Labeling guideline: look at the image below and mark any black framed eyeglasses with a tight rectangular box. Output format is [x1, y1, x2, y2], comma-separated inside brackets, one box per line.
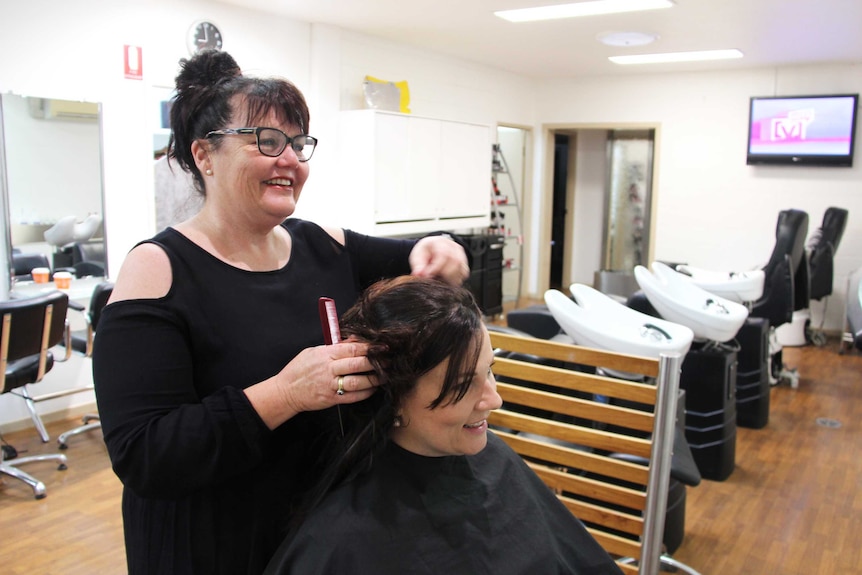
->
[205, 127, 318, 161]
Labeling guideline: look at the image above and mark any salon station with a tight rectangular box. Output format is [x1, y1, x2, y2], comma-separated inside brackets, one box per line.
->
[2, 1, 862, 574]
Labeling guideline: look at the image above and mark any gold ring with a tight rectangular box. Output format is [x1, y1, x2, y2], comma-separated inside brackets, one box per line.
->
[336, 375, 345, 396]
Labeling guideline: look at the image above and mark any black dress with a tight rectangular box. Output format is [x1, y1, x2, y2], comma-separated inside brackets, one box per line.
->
[93, 219, 414, 575]
[264, 433, 624, 575]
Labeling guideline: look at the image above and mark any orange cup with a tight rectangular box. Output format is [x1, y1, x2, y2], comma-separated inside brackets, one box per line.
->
[32, 267, 50, 283]
[53, 271, 72, 289]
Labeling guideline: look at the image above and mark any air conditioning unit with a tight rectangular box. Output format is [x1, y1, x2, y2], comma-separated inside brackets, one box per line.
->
[27, 97, 99, 121]
[46, 98, 99, 120]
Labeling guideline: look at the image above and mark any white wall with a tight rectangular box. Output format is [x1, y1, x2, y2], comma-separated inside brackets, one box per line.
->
[536, 64, 862, 331]
[571, 130, 607, 286]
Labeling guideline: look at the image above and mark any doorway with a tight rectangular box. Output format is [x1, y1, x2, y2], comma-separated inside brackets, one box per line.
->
[548, 127, 657, 293]
[550, 134, 569, 290]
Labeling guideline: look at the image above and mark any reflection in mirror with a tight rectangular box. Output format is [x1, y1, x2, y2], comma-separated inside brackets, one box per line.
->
[152, 86, 202, 232]
[1, 93, 106, 290]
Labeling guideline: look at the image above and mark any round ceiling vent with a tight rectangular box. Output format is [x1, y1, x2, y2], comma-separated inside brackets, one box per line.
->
[597, 31, 659, 47]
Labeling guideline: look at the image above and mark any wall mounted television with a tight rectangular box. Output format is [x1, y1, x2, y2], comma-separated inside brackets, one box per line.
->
[747, 93, 859, 167]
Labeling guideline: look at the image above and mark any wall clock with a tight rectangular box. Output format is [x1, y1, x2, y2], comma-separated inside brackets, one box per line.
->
[187, 20, 223, 54]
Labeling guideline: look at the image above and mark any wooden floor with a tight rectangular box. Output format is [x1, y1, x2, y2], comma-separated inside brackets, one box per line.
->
[0, 418, 125, 574]
[672, 340, 862, 574]
[1, 324, 860, 574]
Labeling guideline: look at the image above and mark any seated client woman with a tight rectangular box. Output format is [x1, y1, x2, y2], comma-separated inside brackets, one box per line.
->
[265, 276, 622, 574]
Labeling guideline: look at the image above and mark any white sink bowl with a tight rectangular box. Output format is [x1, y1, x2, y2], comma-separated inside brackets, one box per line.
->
[635, 262, 749, 343]
[675, 264, 765, 303]
[544, 285, 693, 359]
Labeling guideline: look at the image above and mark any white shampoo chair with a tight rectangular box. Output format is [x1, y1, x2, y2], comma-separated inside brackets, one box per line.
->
[674, 265, 765, 304]
[634, 262, 749, 343]
[545, 285, 694, 359]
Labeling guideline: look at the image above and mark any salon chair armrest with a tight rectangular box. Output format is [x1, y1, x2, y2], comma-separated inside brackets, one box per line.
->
[52, 319, 74, 363]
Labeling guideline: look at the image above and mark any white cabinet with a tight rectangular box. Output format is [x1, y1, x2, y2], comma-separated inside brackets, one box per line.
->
[334, 110, 490, 236]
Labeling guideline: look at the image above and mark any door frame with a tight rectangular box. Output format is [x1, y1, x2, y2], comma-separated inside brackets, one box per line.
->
[533, 122, 662, 298]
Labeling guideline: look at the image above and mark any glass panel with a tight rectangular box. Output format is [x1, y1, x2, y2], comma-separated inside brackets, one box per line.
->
[604, 131, 654, 271]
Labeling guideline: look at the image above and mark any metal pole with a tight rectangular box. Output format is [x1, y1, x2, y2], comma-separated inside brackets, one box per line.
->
[639, 352, 682, 575]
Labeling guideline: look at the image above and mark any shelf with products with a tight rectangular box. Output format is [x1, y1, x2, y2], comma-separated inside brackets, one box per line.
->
[490, 143, 523, 303]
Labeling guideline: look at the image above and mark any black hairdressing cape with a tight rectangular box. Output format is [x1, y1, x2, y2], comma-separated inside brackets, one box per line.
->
[264, 432, 623, 574]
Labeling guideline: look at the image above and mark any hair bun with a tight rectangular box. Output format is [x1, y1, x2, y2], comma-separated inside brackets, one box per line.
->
[175, 50, 241, 92]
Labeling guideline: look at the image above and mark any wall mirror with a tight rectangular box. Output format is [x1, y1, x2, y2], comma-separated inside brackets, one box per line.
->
[0, 93, 106, 290]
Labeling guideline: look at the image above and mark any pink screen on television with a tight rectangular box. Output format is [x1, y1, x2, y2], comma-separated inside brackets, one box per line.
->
[748, 95, 857, 156]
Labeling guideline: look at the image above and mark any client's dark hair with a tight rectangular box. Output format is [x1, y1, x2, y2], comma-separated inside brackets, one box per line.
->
[342, 275, 485, 411]
[294, 276, 484, 527]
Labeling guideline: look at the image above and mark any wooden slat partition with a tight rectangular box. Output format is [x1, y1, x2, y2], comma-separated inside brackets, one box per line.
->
[487, 330, 681, 575]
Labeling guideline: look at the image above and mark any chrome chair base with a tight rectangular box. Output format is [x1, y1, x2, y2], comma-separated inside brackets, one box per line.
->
[1, 453, 68, 499]
[58, 415, 101, 449]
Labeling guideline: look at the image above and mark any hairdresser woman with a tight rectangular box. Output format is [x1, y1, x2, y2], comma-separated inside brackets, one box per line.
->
[92, 49, 468, 575]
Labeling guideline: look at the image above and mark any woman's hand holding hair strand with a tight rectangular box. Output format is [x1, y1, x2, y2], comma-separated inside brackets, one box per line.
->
[244, 341, 377, 430]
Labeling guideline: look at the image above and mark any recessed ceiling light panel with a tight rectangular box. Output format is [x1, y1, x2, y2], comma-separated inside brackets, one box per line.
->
[598, 31, 659, 47]
[495, 0, 674, 23]
[609, 49, 744, 65]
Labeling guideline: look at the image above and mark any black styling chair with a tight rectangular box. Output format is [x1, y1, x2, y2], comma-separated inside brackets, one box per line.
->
[11, 252, 50, 282]
[806, 207, 848, 346]
[70, 240, 106, 278]
[57, 281, 113, 449]
[751, 209, 809, 326]
[749, 209, 809, 387]
[0, 291, 70, 498]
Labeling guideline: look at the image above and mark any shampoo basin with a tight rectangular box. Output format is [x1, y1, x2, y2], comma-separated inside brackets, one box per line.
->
[675, 264, 765, 303]
[635, 262, 749, 342]
[544, 285, 693, 359]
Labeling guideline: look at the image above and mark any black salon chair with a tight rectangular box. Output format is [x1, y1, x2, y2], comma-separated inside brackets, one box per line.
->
[747, 209, 809, 387]
[70, 240, 106, 278]
[0, 291, 70, 498]
[805, 207, 848, 345]
[751, 209, 809, 326]
[808, 207, 848, 301]
[11, 252, 50, 282]
[505, 304, 563, 340]
[57, 281, 113, 449]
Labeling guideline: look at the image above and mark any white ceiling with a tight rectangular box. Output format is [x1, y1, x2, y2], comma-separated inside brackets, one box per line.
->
[216, 0, 862, 78]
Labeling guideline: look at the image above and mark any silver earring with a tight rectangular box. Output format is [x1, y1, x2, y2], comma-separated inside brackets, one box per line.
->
[393, 416, 403, 428]
[205, 169, 213, 176]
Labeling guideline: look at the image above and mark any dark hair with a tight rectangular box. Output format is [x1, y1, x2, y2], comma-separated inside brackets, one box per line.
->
[167, 49, 311, 194]
[294, 276, 484, 527]
[342, 275, 485, 411]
